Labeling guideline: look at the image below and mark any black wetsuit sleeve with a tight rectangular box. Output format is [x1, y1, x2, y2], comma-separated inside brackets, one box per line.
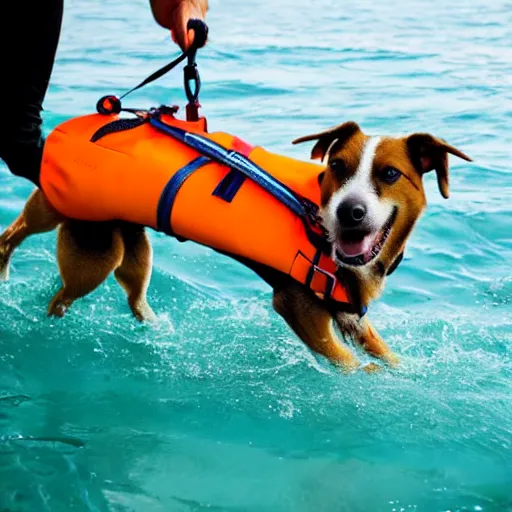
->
[0, 0, 64, 187]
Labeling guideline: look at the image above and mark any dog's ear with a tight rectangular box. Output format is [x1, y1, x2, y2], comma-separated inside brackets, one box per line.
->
[406, 133, 472, 199]
[292, 121, 361, 162]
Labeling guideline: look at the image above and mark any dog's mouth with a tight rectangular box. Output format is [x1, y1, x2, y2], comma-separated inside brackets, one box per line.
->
[334, 208, 398, 267]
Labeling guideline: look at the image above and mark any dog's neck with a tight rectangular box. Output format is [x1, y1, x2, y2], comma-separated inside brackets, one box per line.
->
[336, 251, 404, 315]
[336, 265, 384, 314]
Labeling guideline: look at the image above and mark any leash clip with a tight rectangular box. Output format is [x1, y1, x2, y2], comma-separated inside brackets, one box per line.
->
[184, 62, 201, 121]
[184, 62, 201, 103]
[183, 19, 208, 121]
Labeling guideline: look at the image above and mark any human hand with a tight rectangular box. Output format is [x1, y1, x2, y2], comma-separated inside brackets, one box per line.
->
[150, 0, 208, 51]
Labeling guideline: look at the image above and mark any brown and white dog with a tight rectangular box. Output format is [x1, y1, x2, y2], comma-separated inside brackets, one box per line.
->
[0, 121, 471, 371]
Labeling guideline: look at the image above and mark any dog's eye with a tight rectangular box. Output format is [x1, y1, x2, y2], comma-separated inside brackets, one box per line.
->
[380, 166, 401, 184]
[329, 159, 346, 175]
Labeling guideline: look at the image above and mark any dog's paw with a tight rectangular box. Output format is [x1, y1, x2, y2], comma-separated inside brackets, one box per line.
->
[0, 262, 10, 281]
[132, 302, 157, 323]
[48, 294, 69, 318]
[384, 353, 400, 368]
[48, 303, 67, 318]
[0, 247, 11, 281]
[363, 362, 383, 374]
[141, 310, 158, 323]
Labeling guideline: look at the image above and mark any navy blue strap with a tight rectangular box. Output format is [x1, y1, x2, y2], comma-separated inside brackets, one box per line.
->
[157, 156, 211, 234]
[212, 169, 246, 202]
[150, 117, 307, 217]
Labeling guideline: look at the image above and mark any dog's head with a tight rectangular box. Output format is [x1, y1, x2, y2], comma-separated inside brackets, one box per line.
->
[293, 122, 471, 281]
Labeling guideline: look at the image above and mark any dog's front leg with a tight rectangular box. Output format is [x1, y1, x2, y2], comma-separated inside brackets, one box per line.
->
[272, 284, 360, 371]
[350, 316, 399, 368]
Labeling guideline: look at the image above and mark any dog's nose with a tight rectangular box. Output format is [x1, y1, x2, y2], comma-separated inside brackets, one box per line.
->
[336, 198, 367, 227]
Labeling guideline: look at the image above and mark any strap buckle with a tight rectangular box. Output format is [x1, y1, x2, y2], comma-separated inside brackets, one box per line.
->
[309, 263, 336, 300]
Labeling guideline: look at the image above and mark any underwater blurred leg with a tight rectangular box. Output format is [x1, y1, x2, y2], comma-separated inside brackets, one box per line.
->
[0, 190, 63, 280]
[0, 0, 63, 186]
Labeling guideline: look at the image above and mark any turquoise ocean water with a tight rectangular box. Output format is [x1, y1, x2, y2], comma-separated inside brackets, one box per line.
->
[1, 0, 511, 510]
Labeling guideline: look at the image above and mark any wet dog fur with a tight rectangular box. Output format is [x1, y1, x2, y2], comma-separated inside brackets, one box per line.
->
[0, 122, 471, 372]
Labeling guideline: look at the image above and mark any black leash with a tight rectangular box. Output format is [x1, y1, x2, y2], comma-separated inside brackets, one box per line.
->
[96, 19, 208, 121]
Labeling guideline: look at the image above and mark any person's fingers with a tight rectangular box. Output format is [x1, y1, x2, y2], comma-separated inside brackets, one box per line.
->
[170, 2, 188, 50]
[170, 0, 208, 50]
[170, 27, 196, 49]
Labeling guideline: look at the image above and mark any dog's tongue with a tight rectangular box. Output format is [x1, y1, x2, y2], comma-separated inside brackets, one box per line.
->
[337, 234, 374, 257]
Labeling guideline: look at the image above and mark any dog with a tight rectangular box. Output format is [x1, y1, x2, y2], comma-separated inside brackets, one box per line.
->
[0, 121, 471, 371]
[0, 194, 155, 322]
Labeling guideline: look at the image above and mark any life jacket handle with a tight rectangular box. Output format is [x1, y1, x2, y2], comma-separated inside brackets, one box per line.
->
[96, 19, 208, 121]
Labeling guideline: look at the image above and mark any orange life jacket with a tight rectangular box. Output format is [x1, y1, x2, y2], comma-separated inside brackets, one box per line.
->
[40, 107, 354, 309]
